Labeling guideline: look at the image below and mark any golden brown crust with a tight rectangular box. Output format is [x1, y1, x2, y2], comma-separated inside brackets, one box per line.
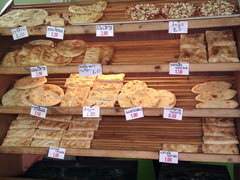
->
[2, 137, 32, 147]
[6, 128, 35, 138]
[92, 82, 123, 91]
[30, 139, 59, 147]
[202, 144, 239, 154]
[9, 120, 40, 129]
[69, 120, 99, 130]
[203, 136, 239, 144]
[203, 118, 235, 127]
[60, 139, 91, 148]
[162, 144, 199, 153]
[33, 129, 64, 140]
[38, 120, 69, 130]
[62, 130, 94, 140]
[14, 76, 47, 90]
[203, 125, 236, 136]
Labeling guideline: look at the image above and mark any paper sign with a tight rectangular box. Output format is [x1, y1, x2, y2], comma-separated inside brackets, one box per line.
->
[125, 107, 144, 121]
[83, 106, 100, 118]
[79, 64, 102, 76]
[11, 26, 29, 40]
[159, 150, 178, 164]
[169, 63, 189, 75]
[163, 108, 183, 120]
[48, 147, 65, 159]
[30, 105, 47, 119]
[169, 21, 188, 34]
[30, 65, 48, 78]
[46, 26, 65, 39]
[96, 25, 114, 37]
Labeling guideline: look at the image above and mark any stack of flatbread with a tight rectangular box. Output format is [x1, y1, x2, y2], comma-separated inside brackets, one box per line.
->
[178, 33, 208, 63]
[162, 143, 200, 153]
[206, 30, 239, 63]
[192, 81, 239, 108]
[1, 75, 64, 107]
[117, 80, 176, 108]
[202, 118, 239, 154]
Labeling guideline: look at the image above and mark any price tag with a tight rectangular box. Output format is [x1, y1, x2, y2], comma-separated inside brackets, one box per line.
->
[169, 63, 189, 75]
[159, 150, 178, 164]
[96, 25, 114, 37]
[48, 147, 65, 160]
[125, 107, 144, 121]
[83, 106, 100, 118]
[163, 108, 183, 120]
[46, 26, 65, 40]
[30, 105, 47, 119]
[30, 65, 48, 78]
[11, 26, 29, 40]
[79, 64, 102, 76]
[169, 21, 188, 34]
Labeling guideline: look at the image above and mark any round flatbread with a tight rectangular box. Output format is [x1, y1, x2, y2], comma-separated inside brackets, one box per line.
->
[0, 10, 22, 28]
[27, 40, 54, 46]
[14, 75, 47, 90]
[2, 88, 19, 106]
[117, 92, 133, 107]
[28, 46, 44, 66]
[121, 80, 148, 94]
[14, 90, 29, 106]
[196, 100, 239, 109]
[15, 47, 32, 66]
[55, 40, 86, 57]
[29, 84, 64, 106]
[157, 90, 176, 108]
[20, 89, 33, 106]
[131, 88, 160, 107]
[2, 50, 18, 67]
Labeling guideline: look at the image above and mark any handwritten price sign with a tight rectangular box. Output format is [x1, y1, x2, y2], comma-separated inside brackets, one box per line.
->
[169, 63, 189, 75]
[46, 26, 65, 39]
[159, 150, 178, 164]
[79, 64, 102, 76]
[125, 107, 144, 121]
[96, 25, 114, 37]
[169, 21, 188, 34]
[30, 105, 47, 119]
[48, 147, 65, 159]
[83, 106, 100, 118]
[163, 108, 183, 120]
[11, 26, 29, 40]
[30, 65, 48, 78]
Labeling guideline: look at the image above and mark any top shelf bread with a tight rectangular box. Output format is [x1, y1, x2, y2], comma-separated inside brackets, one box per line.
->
[0, 0, 240, 35]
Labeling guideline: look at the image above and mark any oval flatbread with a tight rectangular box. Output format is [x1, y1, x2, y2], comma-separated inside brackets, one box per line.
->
[15, 47, 32, 66]
[14, 75, 47, 89]
[195, 89, 237, 102]
[196, 100, 239, 109]
[68, 11, 103, 24]
[27, 40, 54, 46]
[157, 90, 176, 108]
[29, 84, 64, 106]
[2, 88, 19, 106]
[121, 80, 148, 94]
[55, 40, 86, 57]
[131, 88, 160, 107]
[191, 81, 232, 94]
[117, 92, 133, 107]
[2, 50, 18, 67]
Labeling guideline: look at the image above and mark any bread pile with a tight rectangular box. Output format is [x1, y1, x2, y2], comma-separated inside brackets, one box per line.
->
[202, 118, 239, 154]
[1, 114, 100, 148]
[117, 80, 176, 108]
[192, 81, 239, 108]
[2, 76, 64, 107]
[162, 143, 199, 153]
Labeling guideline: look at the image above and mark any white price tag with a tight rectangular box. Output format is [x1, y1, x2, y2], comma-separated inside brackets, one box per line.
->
[11, 26, 29, 40]
[96, 25, 114, 37]
[30, 105, 47, 119]
[46, 26, 65, 40]
[30, 65, 48, 78]
[48, 147, 65, 159]
[79, 64, 102, 76]
[125, 107, 144, 121]
[163, 108, 183, 120]
[83, 106, 100, 118]
[159, 150, 178, 164]
[169, 21, 188, 34]
[169, 63, 189, 75]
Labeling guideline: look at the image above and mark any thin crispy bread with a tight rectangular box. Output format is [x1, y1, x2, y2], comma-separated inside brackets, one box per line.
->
[69, 120, 99, 130]
[203, 136, 239, 144]
[62, 130, 94, 140]
[162, 144, 199, 153]
[2, 137, 32, 147]
[14, 76, 47, 90]
[38, 120, 69, 130]
[33, 129, 64, 140]
[202, 144, 239, 154]
[208, 46, 239, 63]
[180, 33, 206, 49]
[31, 139, 59, 147]
[60, 139, 91, 148]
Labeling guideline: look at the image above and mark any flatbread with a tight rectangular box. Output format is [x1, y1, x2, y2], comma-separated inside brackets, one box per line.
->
[33, 129, 64, 140]
[29, 84, 64, 106]
[64, 78, 95, 87]
[38, 120, 69, 130]
[162, 144, 199, 153]
[121, 80, 148, 94]
[203, 136, 239, 144]
[72, 115, 102, 121]
[9, 120, 40, 129]
[203, 118, 235, 127]
[203, 125, 236, 136]
[2, 50, 18, 67]
[45, 14, 65, 26]
[87, 90, 119, 101]
[27, 46, 44, 66]
[180, 33, 206, 49]
[2, 137, 32, 147]
[6, 128, 35, 138]
[14, 75, 47, 90]
[195, 89, 237, 102]
[0, 10, 22, 28]
[62, 130, 94, 140]
[131, 88, 160, 107]
[14, 90, 31, 106]
[27, 40, 54, 46]
[2, 88, 19, 106]
[96, 74, 125, 82]
[191, 81, 232, 94]
[205, 30, 236, 47]
[83, 47, 102, 64]
[178, 47, 208, 63]
[67, 11, 103, 24]
[84, 98, 116, 107]
[196, 100, 239, 109]
[69, 120, 99, 130]
[60, 139, 91, 148]
[55, 40, 86, 58]
[208, 46, 239, 63]
[16, 114, 72, 122]
[15, 47, 32, 66]
[31, 139, 59, 147]
[92, 82, 123, 91]
[202, 144, 239, 154]
[101, 46, 114, 65]
[157, 90, 176, 108]
[117, 92, 133, 107]
[69, 73, 97, 80]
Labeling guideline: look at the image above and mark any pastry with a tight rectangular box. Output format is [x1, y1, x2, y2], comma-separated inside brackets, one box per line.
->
[179, 47, 208, 63]
[162, 144, 199, 153]
[205, 30, 236, 47]
[157, 90, 176, 108]
[180, 34, 206, 49]
[31, 139, 59, 147]
[38, 120, 69, 130]
[203, 136, 239, 144]
[62, 130, 94, 140]
[14, 75, 47, 90]
[69, 120, 99, 130]
[33, 129, 64, 140]
[2, 137, 32, 147]
[208, 46, 239, 63]
[60, 139, 91, 148]
[6, 128, 35, 138]
[202, 144, 239, 154]
[9, 120, 40, 129]
[196, 100, 239, 108]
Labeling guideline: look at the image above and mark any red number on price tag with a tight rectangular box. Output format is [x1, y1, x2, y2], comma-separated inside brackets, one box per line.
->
[51, 32, 58, 38]
[168, 113, 176, 119]
[165, 157, 172, 162]
[131, 112, 138, 118]
[36, 71, 43, 76]
[53, 153, 59, 158]
[175, 69, 183, 74]
[35, 111, 41, 117]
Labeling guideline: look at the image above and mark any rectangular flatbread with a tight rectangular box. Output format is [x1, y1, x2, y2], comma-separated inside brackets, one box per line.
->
[69, 120, 99, 130]
[17, 114, 41, 120]
[33, 129, 64, 140]
[96, 74, 125, 82]
[64, 78, 95, 87]
[203, 136, 239, 144]
[208, 46, 239, 63]
[180, 33, 206, 48]
[2, 137, 32, 147]
[87, 90, 119, 101]
[178, 47, 208, 63]
[83, 47, 101, 64]
[196, 100, 239, 109]
[92, 82, 123, 91]
[62, 130, 94, 140]
[6, 128, 35, 138]
[72, 115, 102, 121]
[203, 118, 235, 127]
[84, 98, 116, 107]
[38, 120, 69, 130]
[205, 30, 236, 47]
[69, 73, 97, 80]
[60, 139, 91, 148]
[9, 120, 40, 129]
[202, 144, 239, 154]
[101, 46, 114, 65]
[16, 114, 72, 122]
[203, 125, 236, 136]
[162, 143, 199, 153]
[31, 139, 59, 147]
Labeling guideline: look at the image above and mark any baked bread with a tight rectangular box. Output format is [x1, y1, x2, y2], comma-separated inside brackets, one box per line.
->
[203, 118, 235, 127]
[121, 80, 148, 94]
[6, 128, 35, 138]
[178, 47, 208, 63]
[180, 34, 206, 49]
[2, 88, 19, 106]
[205, 30, 236, 47]
[87, 90, 119, 101]
[33, 129, 64, 140]
[38, 120, 69, 130]
[31, 139, 59, 147]
[96, 74, 125, 82]
[208, 46, 239, 63]
[92, 82, 123, 91]
[117, 92, 133, 108]
[157, 90, 176, 108]
[67, 11, 103, 24]
[203, 125, 236, 136]
[101, 46, 114, 65]
[202, 144, 239, 154]
[14, 75, 47, 89]
[2, 50, 18, 67]
[62, 130, 94, 140]
[69, 120, 99, 130]
[196, 100, 239, 108]
[27, 40, 54, 46]
[45, 14, 65, 26]
[16, 114, 72, 122]
[9, 120, 40, 129]
[162, 143, 199, 153]
[203, 136, 239, 144]
[83, 47, 102, 64]
[84, 98, 116, 107]
[60, 139, 91, 148]
[2, 137, 32, 147]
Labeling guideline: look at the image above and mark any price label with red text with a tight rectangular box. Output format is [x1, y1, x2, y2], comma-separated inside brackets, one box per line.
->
[11, 26, 29, 40]
[159, 150, 178, 164]
[46, 26, 65, 40]
[169, 63, 189, 75]
[169, 21, 188, 34]
[48, 147, 65, 160]
[30, 105, 47, 119]
[83, 106, 100, 118]
[96, 25, 114, 37]
[30, 65, 48, 78]
[125, 107, 144, 121]
[163, 108, 183, 120]
[79, 64, 102, 76]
